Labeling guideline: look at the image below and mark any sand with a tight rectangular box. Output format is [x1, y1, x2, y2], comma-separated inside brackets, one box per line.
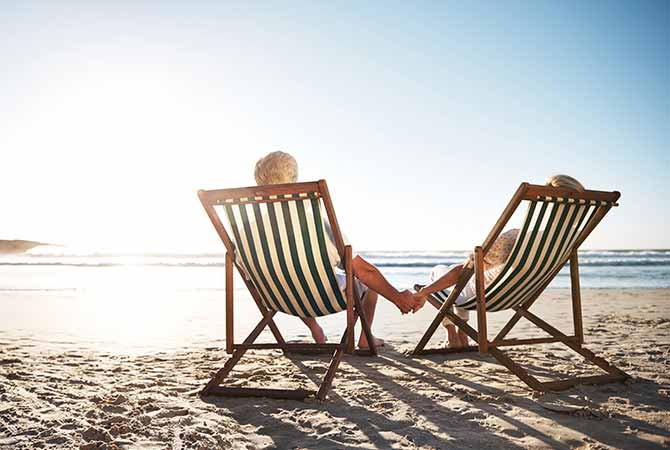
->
[1, 288, 669, 450]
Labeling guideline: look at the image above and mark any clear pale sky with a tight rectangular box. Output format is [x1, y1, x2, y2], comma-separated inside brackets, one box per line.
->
[1, 1, 668, 252]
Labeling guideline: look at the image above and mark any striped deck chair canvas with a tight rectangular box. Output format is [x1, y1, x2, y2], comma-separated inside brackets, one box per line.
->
[412, 183, 630, 391]
[197, 180, 376, 401]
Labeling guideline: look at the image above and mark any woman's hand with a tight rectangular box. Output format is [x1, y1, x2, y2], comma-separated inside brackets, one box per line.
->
[411, 289, 429, 313]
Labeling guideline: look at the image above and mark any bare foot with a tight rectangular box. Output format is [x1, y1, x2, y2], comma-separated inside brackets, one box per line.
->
[444, 337, 464, 349]
[445, 325, 464, 349]
[358, 335, 385, 350]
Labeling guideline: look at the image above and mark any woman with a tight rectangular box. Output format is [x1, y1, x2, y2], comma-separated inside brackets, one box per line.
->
[412, 175, 585, 348]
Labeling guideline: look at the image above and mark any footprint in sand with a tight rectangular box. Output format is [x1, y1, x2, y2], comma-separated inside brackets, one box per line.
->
[105, 394, 128, 405]
[0, 358, 21, 365]
[81, 426, 113, 442]
[156, 407, 190, 419]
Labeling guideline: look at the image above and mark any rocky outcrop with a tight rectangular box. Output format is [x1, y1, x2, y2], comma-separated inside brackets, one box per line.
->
[0, 240, 52, 254]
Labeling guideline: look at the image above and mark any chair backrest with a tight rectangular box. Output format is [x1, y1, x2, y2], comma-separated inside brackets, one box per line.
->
[457, 184, 619, 311]
[198, 181, 348, 318]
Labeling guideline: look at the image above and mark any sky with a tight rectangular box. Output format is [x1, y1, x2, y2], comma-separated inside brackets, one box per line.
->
[1, 1, 668, 252]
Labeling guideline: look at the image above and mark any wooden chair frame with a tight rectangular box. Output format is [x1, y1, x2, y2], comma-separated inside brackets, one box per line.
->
[412, 183, 630, 391]
[197, 180, 377, 401]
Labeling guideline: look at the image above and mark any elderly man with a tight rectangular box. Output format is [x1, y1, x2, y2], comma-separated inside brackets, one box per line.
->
[252, 151, 419, 349]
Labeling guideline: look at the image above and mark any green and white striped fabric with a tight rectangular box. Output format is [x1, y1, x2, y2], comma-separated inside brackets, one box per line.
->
[431, 197, 614, 312]
[214, 193, 348, 318]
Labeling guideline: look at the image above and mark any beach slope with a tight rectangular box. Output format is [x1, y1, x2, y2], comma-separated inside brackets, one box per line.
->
[1, 288, 669, 449]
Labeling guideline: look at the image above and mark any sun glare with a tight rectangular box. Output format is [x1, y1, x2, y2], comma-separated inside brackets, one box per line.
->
[5, 60, 249, 253]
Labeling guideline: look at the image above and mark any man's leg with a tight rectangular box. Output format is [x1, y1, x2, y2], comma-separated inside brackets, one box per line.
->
[300, 317, 326, 344]
[357, 290, 384, 349]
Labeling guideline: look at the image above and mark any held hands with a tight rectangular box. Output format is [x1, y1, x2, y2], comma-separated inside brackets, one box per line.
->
[395, 289, 426, 314]
[411, 290, 429, 313]
[395, 290, 419, 314]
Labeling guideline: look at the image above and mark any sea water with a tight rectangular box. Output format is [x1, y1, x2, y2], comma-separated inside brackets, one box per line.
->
[2, 249, 668, 290]
[1, 249, 668, 353]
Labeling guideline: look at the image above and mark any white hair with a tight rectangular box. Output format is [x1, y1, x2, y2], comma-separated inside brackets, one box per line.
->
[254, 151, 298, 185]
[545, 174, 585, 191]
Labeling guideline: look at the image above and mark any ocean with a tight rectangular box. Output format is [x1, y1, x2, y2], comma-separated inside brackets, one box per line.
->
[1, 249, 669, 290]
[1, 249, 668, 353]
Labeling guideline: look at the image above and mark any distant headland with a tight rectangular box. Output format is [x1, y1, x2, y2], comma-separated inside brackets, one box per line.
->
[0, 240, 53, 254]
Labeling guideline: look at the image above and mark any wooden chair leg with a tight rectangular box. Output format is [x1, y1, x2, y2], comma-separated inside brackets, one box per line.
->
[413, 308, 448, 355]
[268, 321, 287, 346]
[517, 309, 629, 378]
[495, 309, 524, 341]
[414, 297, 629, 392]
[316, 347, 346, 400]
[412, 267, 473, 355]
[494, 242, 576, 342]
[202, 312, 276, 395]
[353, 284, 377, 356]
[241, 277, 288, 350]
[487, 347, 547, 391]
[413, 307, 481, 355]
[317, 318, 360, 399]
[225, 252, 234, 354]
[474, 247, 488, 353]
[490, 342, 625, 391]
[203, 310, 351, 401]
[445, 311, 479, 343]
[494, 294, 542, 341]
[570, 250, 584, 346]
[487, 307, 629, 391]
[345, 246, 355, 354]
[207, 341, 346, 401]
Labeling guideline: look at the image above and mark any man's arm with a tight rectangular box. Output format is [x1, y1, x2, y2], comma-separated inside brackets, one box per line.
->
[351, 256, 417, 314]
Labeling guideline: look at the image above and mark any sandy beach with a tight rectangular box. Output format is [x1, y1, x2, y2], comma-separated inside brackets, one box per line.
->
[3, 0, 668, 448]
[1, 288, 668, 450]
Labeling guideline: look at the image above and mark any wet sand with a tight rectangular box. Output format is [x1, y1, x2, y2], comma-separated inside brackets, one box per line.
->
[1, 288, 669, 449]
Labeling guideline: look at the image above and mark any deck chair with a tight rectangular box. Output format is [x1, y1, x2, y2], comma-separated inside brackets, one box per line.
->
[412, 183, 630, 391]
[197, 180, 377, 400]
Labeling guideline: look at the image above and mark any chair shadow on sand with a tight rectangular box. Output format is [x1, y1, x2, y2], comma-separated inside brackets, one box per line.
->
[200, 344, 669, 450]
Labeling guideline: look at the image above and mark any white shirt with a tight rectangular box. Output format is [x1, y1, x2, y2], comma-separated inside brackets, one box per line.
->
[430, 263, 504, 305]
[459, 263, 504, 301]
[322, 218, 356, 270]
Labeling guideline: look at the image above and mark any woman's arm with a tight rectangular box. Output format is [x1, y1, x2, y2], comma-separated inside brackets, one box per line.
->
[412, 257, 472, 311]
[421, 264, 463, 295]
